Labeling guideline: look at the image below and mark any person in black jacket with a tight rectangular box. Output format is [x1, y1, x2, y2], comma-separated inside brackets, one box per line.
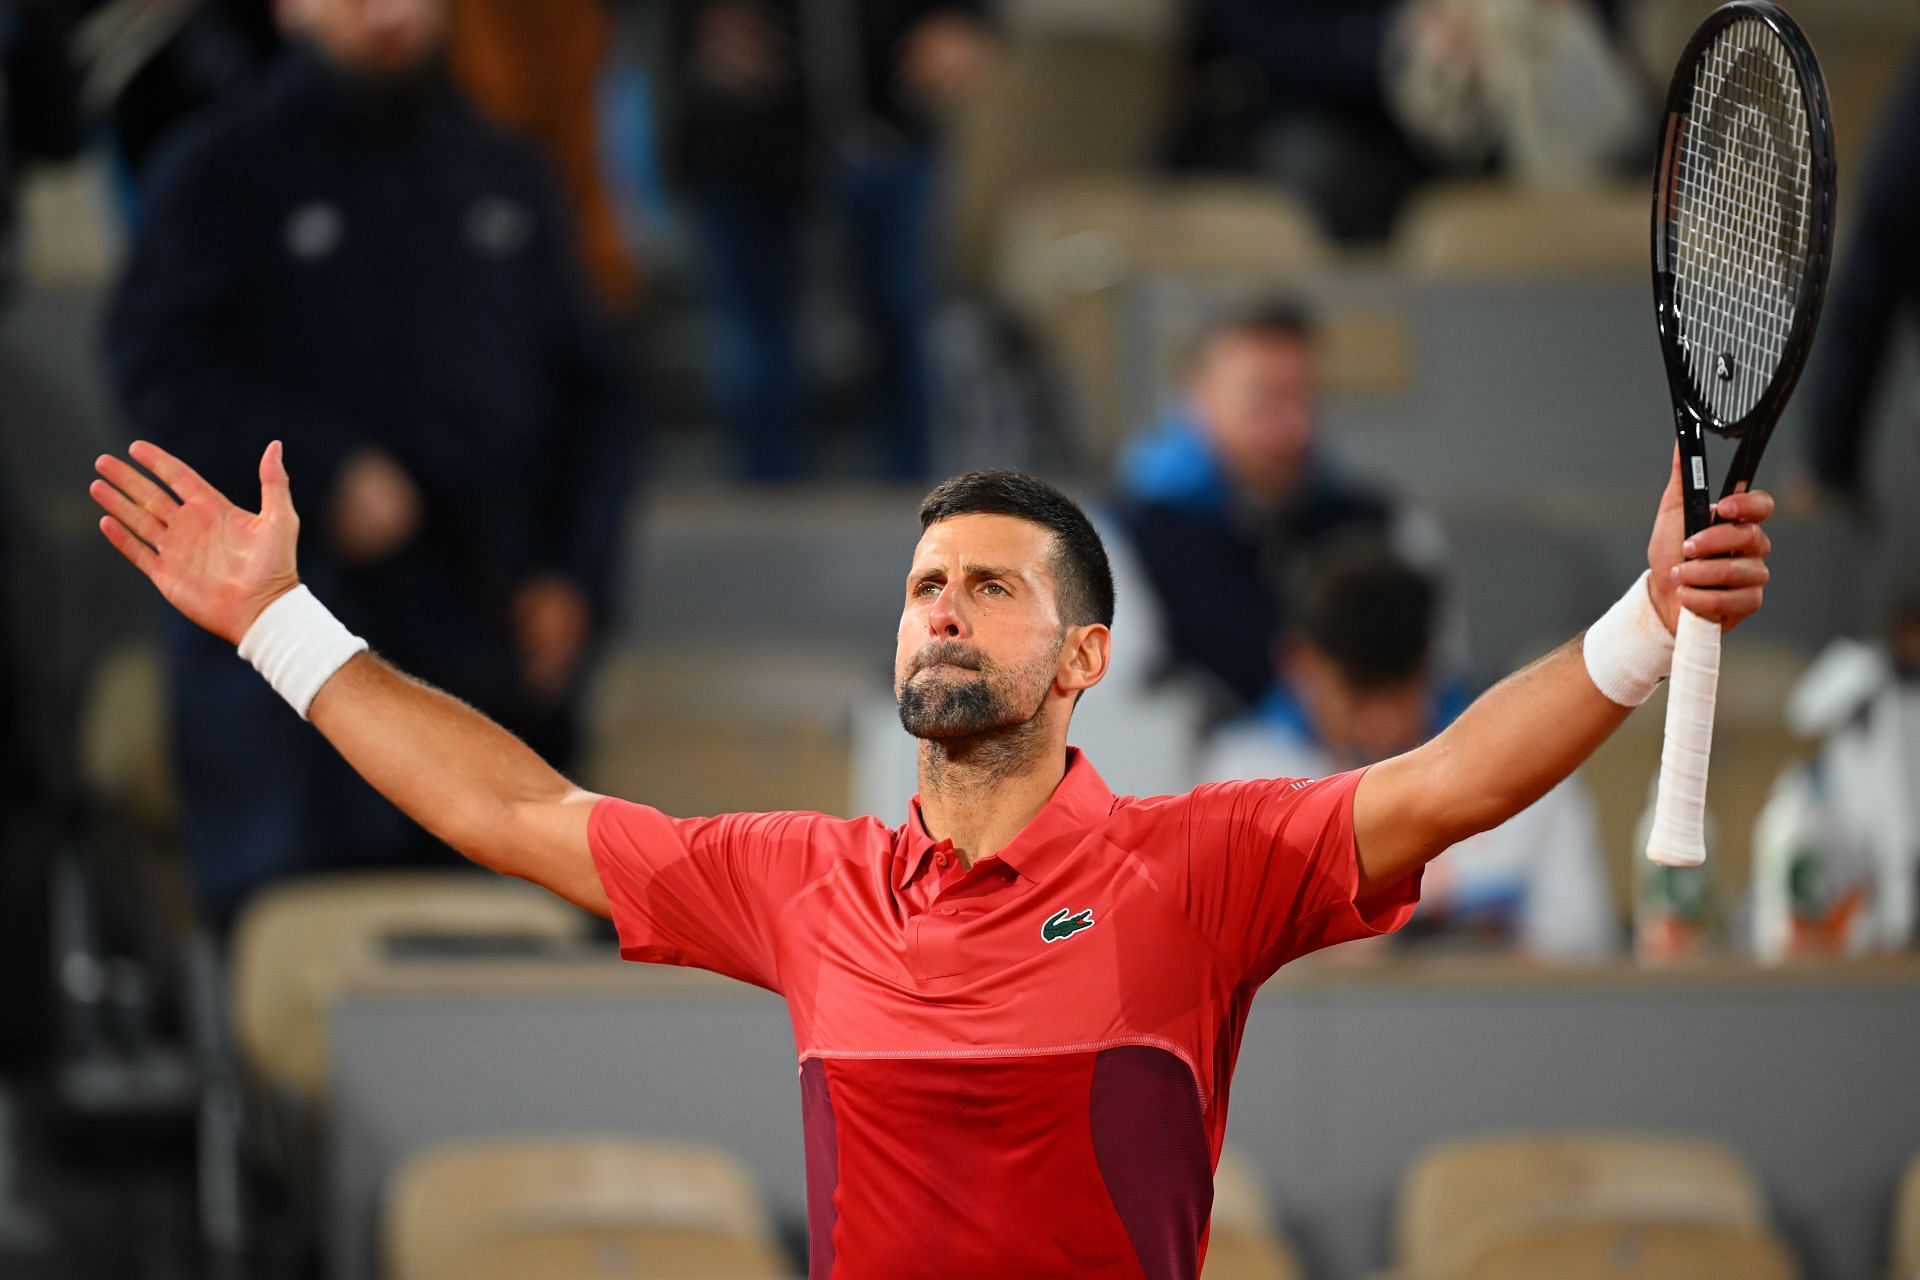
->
[666, 0, 990, 481]
[1802, 46, 1920, 513]
[105, 0, 639, 930]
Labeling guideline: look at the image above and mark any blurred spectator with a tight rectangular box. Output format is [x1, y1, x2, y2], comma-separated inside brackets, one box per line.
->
[664, 0, 991, 481]
[1172, 0, 1639, 241]
[1801, 46, 1920, 512]
[1171, 0, 1431, 242]
[1114, 297, 1449, 714]
[1750, 564, 1920, 960]
[1201, 537, 1616, 961]
[1381, 0, 1644, 191]
[2, 0, 84, 301]
[105, 0, 639, 930]
[450, 0, 638, 314]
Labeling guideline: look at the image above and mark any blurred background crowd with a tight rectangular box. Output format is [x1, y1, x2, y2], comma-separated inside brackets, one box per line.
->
[3, 0, 1920, 1277]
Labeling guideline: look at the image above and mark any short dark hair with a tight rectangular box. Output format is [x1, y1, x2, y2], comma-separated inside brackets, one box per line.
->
[1196, 295, 1318, 363]
[918, 470, 1115, 629]
[1287, 536, 1436, 689]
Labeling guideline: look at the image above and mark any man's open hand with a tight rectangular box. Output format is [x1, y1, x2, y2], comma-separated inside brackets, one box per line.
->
[91, 439, 302, 646]
[1646, 445, 1775, 635]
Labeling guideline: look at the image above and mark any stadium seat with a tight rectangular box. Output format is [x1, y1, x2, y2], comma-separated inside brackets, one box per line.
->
[230, 871, 594, 1105]
[1205, 1147, 1303, 1280]
[1893, 1151, 1920, 1280]
[944, 38, 1176, 294]
[383, 1137, 794, 1280]
[993, 175, 1331, 462]
[77, 638, 176, 833]
[1395, 1131, 1769, 1278]
[579, 642, 867, 820]
[1431, 1219, 1798, 1280]
[1390, 182, 1646, 279]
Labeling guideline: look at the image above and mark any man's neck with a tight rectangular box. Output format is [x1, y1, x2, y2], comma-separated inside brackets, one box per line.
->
[915, 725, 1067, 869]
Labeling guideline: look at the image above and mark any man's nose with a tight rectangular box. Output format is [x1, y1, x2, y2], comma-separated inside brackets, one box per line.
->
[927, 585, 969, 639]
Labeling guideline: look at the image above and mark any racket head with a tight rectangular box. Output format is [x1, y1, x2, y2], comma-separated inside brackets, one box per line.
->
[1651, 1, 1836, 454]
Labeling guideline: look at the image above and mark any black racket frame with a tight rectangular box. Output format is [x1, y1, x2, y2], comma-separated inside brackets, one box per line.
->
[1651, 0, 1836, 537]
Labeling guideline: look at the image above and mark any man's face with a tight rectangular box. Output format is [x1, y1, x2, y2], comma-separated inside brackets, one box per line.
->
[1191, 330, 1319, 503]
[895, 515, 1070, 740]
[280, 0, 447, 77]
[1288, 645, 1429, 767]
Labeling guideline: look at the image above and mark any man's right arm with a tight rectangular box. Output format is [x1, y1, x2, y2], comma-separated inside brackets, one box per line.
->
[307, 652, 608, 915]
[90, 437, 608, 916]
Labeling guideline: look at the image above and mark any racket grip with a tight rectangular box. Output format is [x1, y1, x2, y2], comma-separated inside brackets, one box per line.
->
[1646, 606, 1722, 867]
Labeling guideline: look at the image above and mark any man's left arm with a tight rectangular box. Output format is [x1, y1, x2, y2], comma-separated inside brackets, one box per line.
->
[1352, 454, 1774, 899]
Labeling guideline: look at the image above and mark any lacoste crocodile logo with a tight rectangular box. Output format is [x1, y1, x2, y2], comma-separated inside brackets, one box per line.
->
[1041, 908, 1096, 944]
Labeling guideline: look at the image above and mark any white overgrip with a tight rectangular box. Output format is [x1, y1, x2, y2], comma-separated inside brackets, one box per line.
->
[1646, 606, 1721, 866]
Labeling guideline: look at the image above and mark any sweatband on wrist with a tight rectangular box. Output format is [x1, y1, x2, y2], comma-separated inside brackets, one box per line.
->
[236, 584, 368, 720]
[1582, 570, 1675, 707]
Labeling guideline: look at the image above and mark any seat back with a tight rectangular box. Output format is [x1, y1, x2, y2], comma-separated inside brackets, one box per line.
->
[994, 175, 1330, 461]
[1397, 1131, 1768, 1276]
[229, 871, 591, 1103]
[944, 38, 1176, 293]
[1893, 1151, 1920, 1280]
[1205, 1147, 1303, 1280]
[1392, 182, 1645, 279]
[1436, 1219, 1798, 1280]
[384, 1137, 793, 1280]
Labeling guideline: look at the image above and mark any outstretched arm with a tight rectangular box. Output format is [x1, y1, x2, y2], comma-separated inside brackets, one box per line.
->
[1351, 451, 1775, 898]
[90, 439, 609, 915]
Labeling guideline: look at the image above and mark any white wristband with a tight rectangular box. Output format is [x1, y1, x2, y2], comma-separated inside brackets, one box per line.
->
[236, 584, 369, 720]
[1583, 570, 1675, 707]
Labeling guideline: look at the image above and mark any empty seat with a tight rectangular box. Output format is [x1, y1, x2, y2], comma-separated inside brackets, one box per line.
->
[994, 174, 1331, 461]
[1434, 1219, 1798, 1280]
[945, 38, 1176, 293]
[1396, 1131, 1768, 1278]
[230, 871, 593, 1104]
[77, 638, 177, 833]
[1391, 182, 1646, 278]
[1893, 1151, 1920, 1280]
[1205, 1146, 1303, 1280]
[384, 1137, 794, 1280]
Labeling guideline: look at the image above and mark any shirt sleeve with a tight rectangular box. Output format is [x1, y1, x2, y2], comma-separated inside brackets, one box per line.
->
[1180, 767, 1423, 983]
[588, 798, 828, 993]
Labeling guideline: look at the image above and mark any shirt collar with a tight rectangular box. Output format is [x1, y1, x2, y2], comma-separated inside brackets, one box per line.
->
[894, 747, 1116, 890]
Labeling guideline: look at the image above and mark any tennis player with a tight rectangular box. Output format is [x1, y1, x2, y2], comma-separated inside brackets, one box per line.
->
[89, 439, 1772, 1279]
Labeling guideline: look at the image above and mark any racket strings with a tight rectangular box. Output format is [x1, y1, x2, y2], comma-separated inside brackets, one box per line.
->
[1667, 16, 1813, 425]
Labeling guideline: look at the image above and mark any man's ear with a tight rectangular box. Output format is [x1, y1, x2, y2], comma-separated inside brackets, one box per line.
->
[1058, 623, 1111, 696]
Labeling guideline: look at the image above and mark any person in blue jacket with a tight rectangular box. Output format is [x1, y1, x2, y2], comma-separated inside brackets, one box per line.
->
[105, 0, 639, 930]
[1114, 298, 1447, 714]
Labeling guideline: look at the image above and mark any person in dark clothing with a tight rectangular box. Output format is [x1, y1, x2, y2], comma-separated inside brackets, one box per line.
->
[1802, 46, 1920, 510]
[1171, 0, 1430, 243]
[1114, 299, 1447, 712]
[665, 0, 990, 481]
[105, 0, 639, 930]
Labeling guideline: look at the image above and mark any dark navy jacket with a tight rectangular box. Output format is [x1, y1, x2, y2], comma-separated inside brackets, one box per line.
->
[105, 49, 638, 921]
[108, 49, 636, 676]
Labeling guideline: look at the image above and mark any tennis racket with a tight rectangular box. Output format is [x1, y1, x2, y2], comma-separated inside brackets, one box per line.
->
[1645, 0, 1836, 867]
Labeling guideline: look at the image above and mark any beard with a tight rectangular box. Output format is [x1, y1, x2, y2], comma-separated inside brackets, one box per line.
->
[895, 639, 1054, 741]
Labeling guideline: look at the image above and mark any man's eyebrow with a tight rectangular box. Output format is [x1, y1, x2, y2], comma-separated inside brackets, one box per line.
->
[963, 563, 1023, 582]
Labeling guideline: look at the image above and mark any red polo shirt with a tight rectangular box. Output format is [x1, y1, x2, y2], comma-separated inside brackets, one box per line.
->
[589, 748, 1420, 1280]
